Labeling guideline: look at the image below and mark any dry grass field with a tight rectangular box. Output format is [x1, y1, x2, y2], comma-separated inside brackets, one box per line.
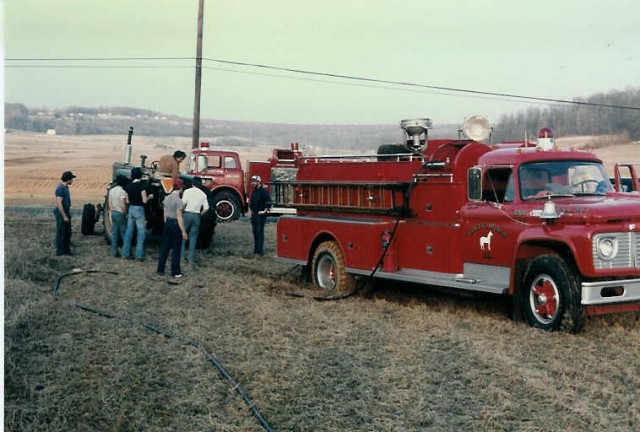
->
[4, 131, 640, 207]
[3, 131, 640, 431]
[3, 131, 277, 207]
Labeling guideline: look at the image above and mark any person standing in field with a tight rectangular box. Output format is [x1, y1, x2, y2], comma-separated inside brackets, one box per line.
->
[181, 176, 210, 264]
[157, 178, 188, 278]
[53, 171, 75, 256]
[158, 150, 187, 179]
[107, 175, 128, 257]
[248, 175, 271, 256]
[122, 167, 153, 261]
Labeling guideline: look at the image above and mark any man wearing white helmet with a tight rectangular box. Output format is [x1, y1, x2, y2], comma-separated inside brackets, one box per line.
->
[248, 175, 271, 256]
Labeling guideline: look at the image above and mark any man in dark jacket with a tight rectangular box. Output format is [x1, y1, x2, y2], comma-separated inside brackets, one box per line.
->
[248, 175, 271, 256]
[53, 171, 75, 256]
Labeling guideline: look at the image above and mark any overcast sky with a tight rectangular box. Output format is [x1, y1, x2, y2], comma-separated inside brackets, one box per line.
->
[5, 0, 640, 125]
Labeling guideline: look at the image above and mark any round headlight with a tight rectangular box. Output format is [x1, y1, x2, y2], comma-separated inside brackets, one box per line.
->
[597, 237, 618, 260]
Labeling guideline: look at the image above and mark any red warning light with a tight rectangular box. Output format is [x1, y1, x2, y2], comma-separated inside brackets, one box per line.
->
[538, 127, 554, 139]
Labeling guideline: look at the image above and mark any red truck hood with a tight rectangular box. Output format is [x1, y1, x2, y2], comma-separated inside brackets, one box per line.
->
[548, 194, 640, 223]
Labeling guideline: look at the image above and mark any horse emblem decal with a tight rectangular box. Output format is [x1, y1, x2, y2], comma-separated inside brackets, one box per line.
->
[480, 231, 493, 250]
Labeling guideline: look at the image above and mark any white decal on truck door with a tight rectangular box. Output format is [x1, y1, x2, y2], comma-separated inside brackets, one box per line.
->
[480, 231, 493, 250]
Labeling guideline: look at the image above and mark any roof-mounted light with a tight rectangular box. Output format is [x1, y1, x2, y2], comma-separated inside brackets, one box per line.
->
[200, 141, 210, 148]
[462, 115, 491, 142]
[537, 127, 555, 150]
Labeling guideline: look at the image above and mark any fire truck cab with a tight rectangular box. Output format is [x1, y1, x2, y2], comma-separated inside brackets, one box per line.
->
[273, 117, 640, 333]
[186, 142, 247, 222]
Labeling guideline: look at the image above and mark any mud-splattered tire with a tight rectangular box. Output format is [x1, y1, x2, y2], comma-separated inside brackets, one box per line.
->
[81, 204, 96, 235]
[312, 241, 355, 294]
[520, 255, 584, 333]
[196, 209, 217, 249]
[213, 192, 241, 222]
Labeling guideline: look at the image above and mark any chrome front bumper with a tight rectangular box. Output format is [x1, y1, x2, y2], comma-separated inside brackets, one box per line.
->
[582, 278, 640, 305]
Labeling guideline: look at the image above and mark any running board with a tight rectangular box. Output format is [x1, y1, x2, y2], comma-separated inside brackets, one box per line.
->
[348, 264, 510, 295]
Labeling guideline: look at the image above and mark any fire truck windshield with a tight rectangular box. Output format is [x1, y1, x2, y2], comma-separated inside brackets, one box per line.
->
[518, 161, 612, 200]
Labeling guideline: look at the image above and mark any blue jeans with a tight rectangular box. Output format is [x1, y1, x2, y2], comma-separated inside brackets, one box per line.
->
[181, 212, 201, 262]
[251, 213, 267, 255]
[157, 218, 182, 276]
[53, 208, 72, 255]
[122, 205, 146, 259]
[110, 210, 126, 256]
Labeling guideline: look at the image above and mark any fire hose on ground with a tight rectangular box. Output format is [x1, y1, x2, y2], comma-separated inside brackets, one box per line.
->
[53, 269, 274, 432]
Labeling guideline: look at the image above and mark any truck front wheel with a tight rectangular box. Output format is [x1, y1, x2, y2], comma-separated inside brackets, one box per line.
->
[213, 192, 241, 222]
[520, 255, 584, 333]
[312, 241, 355, 293]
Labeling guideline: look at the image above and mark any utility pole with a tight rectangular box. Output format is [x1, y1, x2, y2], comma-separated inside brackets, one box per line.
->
[192, 0, 205, 149]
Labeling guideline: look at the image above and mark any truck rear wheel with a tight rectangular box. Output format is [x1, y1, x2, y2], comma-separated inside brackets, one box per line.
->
[213, 192, 241, 222]
[312, 241, 355, 293]
[81, 204, 96, 235]
[520, 255, 584, 333]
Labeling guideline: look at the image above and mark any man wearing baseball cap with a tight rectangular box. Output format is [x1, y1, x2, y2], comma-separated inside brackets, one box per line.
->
[249, 175, 271, 256]
[53, 171, 76, 256]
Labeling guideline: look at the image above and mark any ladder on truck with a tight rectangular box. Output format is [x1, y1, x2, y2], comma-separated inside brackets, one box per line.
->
[271, 180, 412, 216]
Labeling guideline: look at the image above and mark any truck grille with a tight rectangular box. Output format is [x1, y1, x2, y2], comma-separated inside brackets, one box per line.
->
[592, 232, 640, 269]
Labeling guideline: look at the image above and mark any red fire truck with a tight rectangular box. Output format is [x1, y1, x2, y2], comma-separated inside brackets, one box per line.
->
[186, 141, 303, 220]
[185, 142, 247, 222]
[273, 117, 640, 333]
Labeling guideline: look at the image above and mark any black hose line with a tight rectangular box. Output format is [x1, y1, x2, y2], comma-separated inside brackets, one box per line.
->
[290, 163, 423, 302]
[53, 269, 275, 432]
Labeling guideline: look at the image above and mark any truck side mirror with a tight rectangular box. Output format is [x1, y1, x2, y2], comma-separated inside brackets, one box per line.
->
[468, 167, 482, 201]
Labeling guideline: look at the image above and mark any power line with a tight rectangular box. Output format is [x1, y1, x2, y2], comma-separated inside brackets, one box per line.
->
[6, 55, 640, 111]
[7, 65, 191, 69]
[202, 57, 640, 111]
[6, 56, 192, 61]
[201, 66, 562, 108]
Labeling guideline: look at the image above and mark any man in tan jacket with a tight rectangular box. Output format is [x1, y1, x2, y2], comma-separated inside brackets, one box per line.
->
[158, 150, 187, 179]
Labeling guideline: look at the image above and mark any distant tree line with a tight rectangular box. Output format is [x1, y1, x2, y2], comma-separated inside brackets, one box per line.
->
[3, 103, 406, 150]
[4, 104, 191, 136]
[5, 87, 639, 149]
[492, 87, 640, 142]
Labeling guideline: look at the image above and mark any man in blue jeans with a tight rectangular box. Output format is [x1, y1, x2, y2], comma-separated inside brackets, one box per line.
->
[181, 177, 210, 264]
[122, 167, 153, 261]
[107, 175, 128, 257]
[157, 178, 188, 278]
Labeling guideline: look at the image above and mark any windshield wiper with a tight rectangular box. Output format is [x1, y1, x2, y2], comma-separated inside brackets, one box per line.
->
[527, 193, 575, 201]
[573, 192, 606, 196]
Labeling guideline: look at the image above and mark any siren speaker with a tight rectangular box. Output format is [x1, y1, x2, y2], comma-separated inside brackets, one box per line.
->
[462, 115, 491, 142]
[400, 118, 432, 150]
